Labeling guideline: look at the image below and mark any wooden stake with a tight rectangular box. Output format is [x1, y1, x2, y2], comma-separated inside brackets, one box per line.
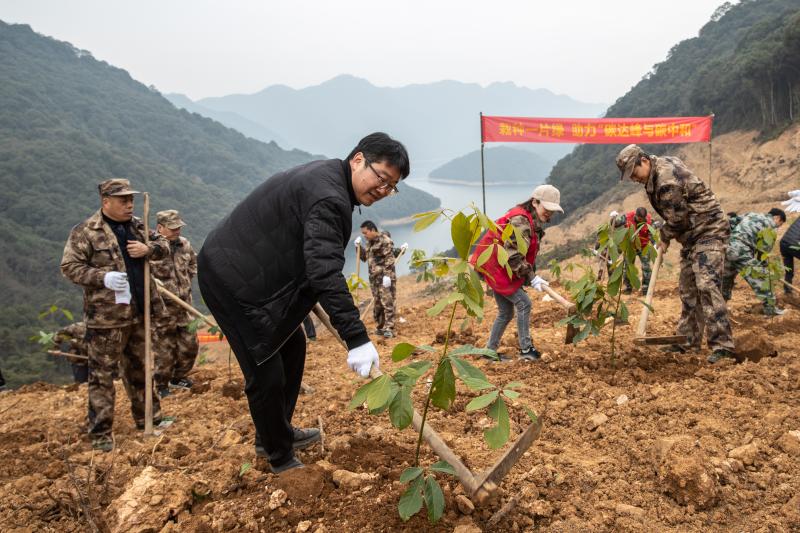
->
[156, 283, 216, 327]
[143, 192, 153, 436]
[636, 248, 662, 338]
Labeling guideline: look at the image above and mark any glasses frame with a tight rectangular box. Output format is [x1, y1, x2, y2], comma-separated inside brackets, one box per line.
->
[365, 159, 399, 196]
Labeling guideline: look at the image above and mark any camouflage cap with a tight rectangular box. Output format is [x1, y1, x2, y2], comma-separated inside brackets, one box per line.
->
[616, 144, 645, 181]
[156, 209, 186, 229]
[98, 178, 140, 197]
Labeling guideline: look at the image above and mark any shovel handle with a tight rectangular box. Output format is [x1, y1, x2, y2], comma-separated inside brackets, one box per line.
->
[636, 247, 663, 338]
[542, 285, 576, 312]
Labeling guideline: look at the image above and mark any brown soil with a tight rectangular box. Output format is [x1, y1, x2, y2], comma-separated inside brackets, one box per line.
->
[1, 269, 798, 532]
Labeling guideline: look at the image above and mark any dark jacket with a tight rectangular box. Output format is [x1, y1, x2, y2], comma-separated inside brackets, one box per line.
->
[198, 158, 369, 364]
[781, 217, 800, 248]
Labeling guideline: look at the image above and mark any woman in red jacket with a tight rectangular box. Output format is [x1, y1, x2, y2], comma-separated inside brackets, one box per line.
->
[470, 185, 564, 361]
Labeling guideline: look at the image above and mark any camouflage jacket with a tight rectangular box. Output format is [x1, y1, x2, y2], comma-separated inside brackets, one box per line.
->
[729, 212, 777, 256]
[151, 236, 197, 326]
[505, 209, 544, 281]
[61, 209, 169, 328]
[644, 155, 728, 247]
[54, 322, 87, 355]
[359, 231, 396, 280]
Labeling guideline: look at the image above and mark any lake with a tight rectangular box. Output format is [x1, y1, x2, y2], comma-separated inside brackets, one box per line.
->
[343, 177, 538, 276]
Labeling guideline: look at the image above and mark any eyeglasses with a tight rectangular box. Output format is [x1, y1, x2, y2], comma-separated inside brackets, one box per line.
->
[366, 160, 399, 196]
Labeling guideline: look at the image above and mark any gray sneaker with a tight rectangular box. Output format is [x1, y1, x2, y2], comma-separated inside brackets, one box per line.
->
[763, 307, 785, 316]
[292, 427, 321, 450]
[270, 456, 304, 474]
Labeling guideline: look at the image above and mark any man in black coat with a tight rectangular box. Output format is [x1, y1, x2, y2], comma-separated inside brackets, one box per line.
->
[198, 132, 410, 473]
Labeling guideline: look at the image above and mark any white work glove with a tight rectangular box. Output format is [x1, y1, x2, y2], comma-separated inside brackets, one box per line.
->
[788, 190, 800, 198]
[347, 341, 380, 377]
[103, 271, 129, 291]
[400, 242, 408, 253]
[354, 236, 362, 247]
[530, 275, 549, 292]
[382, 275, 391, 288]
[609, 210, 619, 218]
[783, 193, 800, 213]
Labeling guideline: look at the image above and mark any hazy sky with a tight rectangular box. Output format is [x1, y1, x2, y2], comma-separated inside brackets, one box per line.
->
[1, 0, 730, 103]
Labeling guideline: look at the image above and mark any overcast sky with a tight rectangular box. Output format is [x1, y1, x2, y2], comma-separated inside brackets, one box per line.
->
[1, 0, 729, 104]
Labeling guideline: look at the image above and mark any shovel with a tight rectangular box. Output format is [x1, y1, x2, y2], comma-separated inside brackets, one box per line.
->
[310, 303, 542, 505]
[634, 248, 687, 346]
[540, 285, 579, 344]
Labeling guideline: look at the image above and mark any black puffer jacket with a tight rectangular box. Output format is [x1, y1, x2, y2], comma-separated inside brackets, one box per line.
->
[198, 158, 369, 364]
[781, 217, 800, 248]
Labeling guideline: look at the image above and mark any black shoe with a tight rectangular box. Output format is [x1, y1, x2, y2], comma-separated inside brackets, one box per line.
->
[169, 377, 193, 390]
[660, 344, 688, 353]
[707, 349, 736, 364]
[519, 348, 541, 362]
[158, 387, 171, 398]
[292, 427, 321, 450]
[270, 456, 304, 474]
[622, 287, 633, 295]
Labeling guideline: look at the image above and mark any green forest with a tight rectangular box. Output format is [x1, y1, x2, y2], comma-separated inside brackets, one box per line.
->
[0, 21, 437, 387]
[547, 0, 800, 216]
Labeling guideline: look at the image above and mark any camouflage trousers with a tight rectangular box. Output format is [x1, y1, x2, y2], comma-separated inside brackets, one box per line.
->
[370, 274, 396, 331]
[86, 323, 161, 437]
[676, 241, 735, 352]
[722, 244, 777, 310]
[623, 250, 652, 292]
[154, 323, 200, 387]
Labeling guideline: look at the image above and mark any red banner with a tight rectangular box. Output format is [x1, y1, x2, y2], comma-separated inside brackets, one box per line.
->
[481, 115, 713, 144]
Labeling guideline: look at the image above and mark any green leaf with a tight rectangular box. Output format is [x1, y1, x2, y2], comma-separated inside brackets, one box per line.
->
[496, 245, 509, 268]
[484, 397, 511, 449]
[524, 406, 538, 423]
[451, 212, 472, 260]
[500, 222, 514, 242]
[366, 375, 394, 411]
[392, 342, 417, 362]
[466, 390, 499, 411]
[348, 379, 373, 410]
[431, 359, 456, 410]
[450, 355, 494, 390]
[398, 476, 424, 521]
[429, 461, 455, 476]
[239, 462, 252, 477]
[61, 308, 74, 321]
[424, 476, 445, 523]
[399, 467, 424, 483]
[502, 389, 521, 399]
[413, 211, 441, 232]
[476, 242, 494, 268]
[427, 292, 464, 317]
[511, 224, 529, 256]
[389, 386, 414, 429]
[394, 360, 433, 387]
[504, 381, 524, 389]
[448, 345, 497, 359]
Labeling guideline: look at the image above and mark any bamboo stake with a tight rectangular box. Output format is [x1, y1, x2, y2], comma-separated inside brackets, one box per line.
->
[143, 192, 153, 436]
[155, 283, 216, 327]
[47, 349, 88, 360]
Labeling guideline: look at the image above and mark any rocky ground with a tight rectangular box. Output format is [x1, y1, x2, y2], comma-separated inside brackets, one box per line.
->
[1, 262, 799, 532]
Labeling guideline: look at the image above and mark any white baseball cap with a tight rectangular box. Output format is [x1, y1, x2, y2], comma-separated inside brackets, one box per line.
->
[531, 184, 564, 213]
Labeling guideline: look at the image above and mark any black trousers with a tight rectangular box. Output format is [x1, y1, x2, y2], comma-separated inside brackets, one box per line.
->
[198, 269, 306, 468]
[781, 240, 800, 291]
[302, 315, 316, 339]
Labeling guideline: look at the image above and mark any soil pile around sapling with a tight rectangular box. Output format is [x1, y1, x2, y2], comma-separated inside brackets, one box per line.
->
[0, 272, 798, 532]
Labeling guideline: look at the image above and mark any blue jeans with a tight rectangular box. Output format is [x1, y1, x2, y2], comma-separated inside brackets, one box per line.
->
[487, 287, 532, 352]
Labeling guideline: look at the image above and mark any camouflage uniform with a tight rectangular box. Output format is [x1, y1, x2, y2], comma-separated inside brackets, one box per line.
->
[54, 321, 90, 383]
[60, 179, 169, 437]
[721, 212, 779, 311]
[641, 154, 734, 352]
[359, 231, 396, 333]
[151, 210, 199, 389]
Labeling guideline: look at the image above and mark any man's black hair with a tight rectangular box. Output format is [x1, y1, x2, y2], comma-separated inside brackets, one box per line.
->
[768, 208, 787, 223]
[360, 220, 378, 231]
[347, 132, 410, 179]
[726, 211, 738, 217]
[635, 207, 648, 219]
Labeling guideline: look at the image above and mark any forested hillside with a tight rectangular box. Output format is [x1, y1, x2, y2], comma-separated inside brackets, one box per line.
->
[547, 0, 800, 216]
[0, 21, 437, 387]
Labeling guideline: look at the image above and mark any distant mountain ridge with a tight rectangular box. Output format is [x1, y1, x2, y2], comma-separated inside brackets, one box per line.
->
[429, 146, 556, 185]
[187, 75, 606, 174]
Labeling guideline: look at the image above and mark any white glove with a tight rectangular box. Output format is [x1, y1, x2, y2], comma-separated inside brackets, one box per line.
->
[609, 210, 619, 218]
[788, 190, 800, 198]
[347, 342, 380, 377]
[783, 197, 800, 213]
[103, 271, 129, 291]
[382, 275, 391, 288]
[354, 236, 362, 247]
[400, 242, 408, 252]
[530, 275, 549, 292]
